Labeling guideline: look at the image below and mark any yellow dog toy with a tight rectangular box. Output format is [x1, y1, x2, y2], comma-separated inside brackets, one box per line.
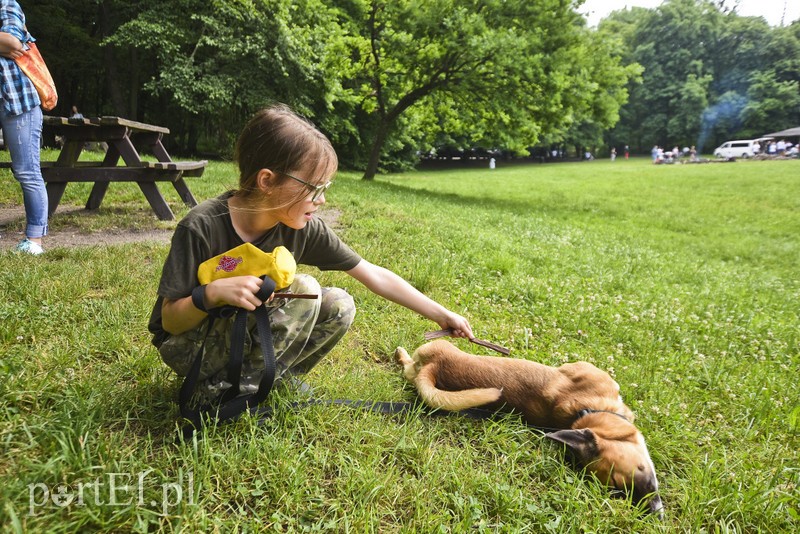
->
[197, 243, 296, 289]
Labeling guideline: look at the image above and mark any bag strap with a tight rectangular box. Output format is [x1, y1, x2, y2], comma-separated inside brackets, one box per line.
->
[180, 276, 278, 439]
[178, 317, 216, 429]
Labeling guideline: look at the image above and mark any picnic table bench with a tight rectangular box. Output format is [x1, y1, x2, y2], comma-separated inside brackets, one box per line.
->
[1, 116, 208, 221]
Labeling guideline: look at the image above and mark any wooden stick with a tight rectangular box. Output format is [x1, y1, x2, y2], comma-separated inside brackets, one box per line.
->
[424, 328, 454, 340]
[424, 329, 511, 355]
[272, 293, 319, 300]
[470, 338, 511, 355]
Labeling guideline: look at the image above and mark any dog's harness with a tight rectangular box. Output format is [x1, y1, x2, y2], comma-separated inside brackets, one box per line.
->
[574, 408, 631, 424]
[178, 245, 311, 439]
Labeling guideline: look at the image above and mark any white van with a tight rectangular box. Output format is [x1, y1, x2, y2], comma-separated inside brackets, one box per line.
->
[713, 139, 759, 159]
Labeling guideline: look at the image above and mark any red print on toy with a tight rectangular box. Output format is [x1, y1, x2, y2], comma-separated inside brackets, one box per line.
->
[216, 255, 243, 273]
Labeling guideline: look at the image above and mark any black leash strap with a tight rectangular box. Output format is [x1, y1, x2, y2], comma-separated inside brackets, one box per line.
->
[178, 317, 216, 429]
[253, 399, 502, 422]
[179, 276, 278, 439]
[176, 278, 559, 439]
[215, 304, 276, 420]
[252, 398, 558, 434]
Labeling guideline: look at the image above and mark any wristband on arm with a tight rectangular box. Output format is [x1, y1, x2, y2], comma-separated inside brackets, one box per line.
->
[191, 285, 208, 312]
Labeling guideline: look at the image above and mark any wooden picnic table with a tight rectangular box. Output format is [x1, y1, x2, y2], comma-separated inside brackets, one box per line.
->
[38, 116, 207, 220]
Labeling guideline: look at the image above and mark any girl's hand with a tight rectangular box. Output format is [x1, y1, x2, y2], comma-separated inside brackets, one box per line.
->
[203, 276, 270, 310]
[438, 311, 474, 340]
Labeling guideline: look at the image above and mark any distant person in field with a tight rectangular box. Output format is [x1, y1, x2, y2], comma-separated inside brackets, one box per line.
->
[768, 141, 777, 155]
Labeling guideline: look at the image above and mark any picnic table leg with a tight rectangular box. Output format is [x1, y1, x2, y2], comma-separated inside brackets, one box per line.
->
[86, 183, 110, 210]
[44, 140, 83, 215]
[81, 139, 122, 211]
[136, 182, 175, 221]
[172, 177, 198, 207]
[102, 143, 122, 166]
[45, 183, 67, 216]
[113, 137, 144, 167]
[150, 139, 171, 162]
[57, 140, 83, 166]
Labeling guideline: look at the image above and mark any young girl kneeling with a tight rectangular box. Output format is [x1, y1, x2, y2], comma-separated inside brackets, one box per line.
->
[148, 104, 473, 404]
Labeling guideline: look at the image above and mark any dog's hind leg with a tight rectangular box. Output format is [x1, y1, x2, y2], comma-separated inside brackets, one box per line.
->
[395, 347, 418, 382]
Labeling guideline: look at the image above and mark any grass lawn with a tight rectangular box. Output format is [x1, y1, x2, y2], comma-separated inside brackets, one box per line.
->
[1, 155, 798, 532]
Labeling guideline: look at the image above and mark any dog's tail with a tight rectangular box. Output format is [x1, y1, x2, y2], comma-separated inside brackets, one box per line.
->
[414, 366, 503, 411]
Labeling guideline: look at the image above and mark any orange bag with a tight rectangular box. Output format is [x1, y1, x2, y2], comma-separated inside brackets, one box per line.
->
[15, 42, 58, 111]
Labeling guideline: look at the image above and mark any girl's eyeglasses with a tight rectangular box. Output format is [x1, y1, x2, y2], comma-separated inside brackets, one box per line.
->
[281, 172, 332, 202]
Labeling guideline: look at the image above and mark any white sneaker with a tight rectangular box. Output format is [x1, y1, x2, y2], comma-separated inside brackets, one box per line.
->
[15, 238, 44, 255]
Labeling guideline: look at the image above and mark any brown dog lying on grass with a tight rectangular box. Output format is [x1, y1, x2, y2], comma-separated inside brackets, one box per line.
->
[395, 340, 664, 517]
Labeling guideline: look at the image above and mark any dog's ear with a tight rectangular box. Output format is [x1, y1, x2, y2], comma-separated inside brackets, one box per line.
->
[545, 428, 599, 462]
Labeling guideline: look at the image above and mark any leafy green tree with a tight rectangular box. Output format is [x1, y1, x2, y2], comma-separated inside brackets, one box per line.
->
[335, 0, 637, 179]
[697, 90, 747, 149]
[23, 1, 137, 117]
[613, 0, 726, 151]
[604, 0, 796, 154]
[710, 11, 772, 97]
[561, 22, 643, 157]
[597, 7, 653, 152]
[105, 0, 352, 153]
[741, 21, 800, 134]
[741, 71, 800, 136]
[667, 68, 712, 143]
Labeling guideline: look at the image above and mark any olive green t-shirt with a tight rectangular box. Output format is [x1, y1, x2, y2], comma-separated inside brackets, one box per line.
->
[148, 191, 361, 346]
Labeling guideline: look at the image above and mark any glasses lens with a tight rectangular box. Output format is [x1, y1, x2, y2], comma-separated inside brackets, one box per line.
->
[312, 181, 331, 201]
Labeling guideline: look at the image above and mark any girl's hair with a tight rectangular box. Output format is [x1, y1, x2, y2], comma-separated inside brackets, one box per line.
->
[234, 104, 337, 203]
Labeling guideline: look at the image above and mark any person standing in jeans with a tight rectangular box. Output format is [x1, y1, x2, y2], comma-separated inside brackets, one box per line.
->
[0, 0, 47, 255]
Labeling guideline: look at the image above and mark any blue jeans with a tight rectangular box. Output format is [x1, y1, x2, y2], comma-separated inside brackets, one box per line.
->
[1, 106, 47, 239]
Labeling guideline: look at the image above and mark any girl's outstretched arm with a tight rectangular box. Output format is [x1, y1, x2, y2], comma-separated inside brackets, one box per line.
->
[346, 260, 474, 339]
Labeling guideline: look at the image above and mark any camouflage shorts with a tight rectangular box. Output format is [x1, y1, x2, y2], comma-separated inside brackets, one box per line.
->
[159, 274, 355, 405]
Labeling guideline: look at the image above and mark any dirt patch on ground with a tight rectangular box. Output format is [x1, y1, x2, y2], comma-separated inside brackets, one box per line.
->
[0, 205, 172, 249]
[0, 204, 342, 250]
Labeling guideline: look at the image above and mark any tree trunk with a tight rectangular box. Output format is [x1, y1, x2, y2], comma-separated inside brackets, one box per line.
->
[187, 123, 199, 154]
[362, 121, 390, 180]
[361, 80, 441, 180]
[100, 3, 126, 115]
[128, 47, 139, 119]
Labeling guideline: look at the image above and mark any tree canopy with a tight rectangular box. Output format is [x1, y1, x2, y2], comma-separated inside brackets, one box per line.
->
[332, 0, 641, 178]
[602, 0, 800, 154]
[19, 0, 800, 176]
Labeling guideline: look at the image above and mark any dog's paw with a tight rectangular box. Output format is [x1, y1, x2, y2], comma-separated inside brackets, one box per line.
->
[394, 347, 412, 365]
